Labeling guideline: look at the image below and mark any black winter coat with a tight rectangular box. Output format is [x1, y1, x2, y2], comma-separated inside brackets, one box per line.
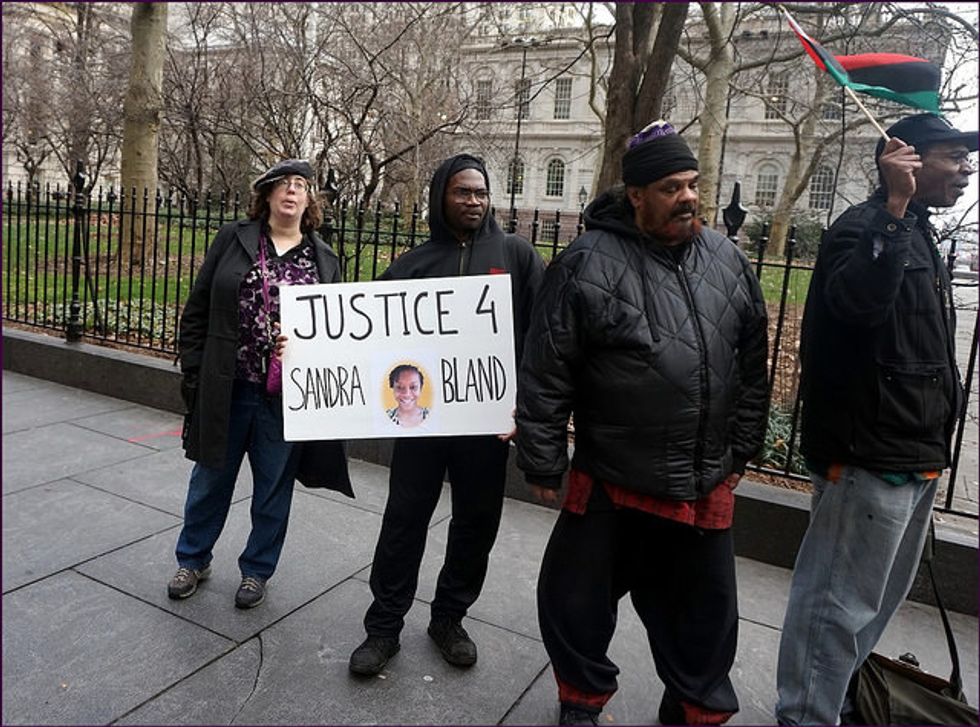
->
[179, 219, 352, 496]
[799, 193, 962, 471]
[516, 189, 770, 500]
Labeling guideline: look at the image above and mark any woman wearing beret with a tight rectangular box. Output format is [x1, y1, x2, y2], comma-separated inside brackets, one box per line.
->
[169, 159, 352, 609]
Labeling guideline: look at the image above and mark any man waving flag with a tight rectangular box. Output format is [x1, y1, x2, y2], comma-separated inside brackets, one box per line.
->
[782, 5, 941, 114]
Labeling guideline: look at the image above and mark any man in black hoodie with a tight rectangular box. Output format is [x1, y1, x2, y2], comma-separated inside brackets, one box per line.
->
[348, 154, 544, 676]
[516, 122, 769, 725]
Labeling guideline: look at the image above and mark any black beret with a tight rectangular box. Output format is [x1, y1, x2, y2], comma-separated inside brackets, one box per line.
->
[252, 159, 315, 190]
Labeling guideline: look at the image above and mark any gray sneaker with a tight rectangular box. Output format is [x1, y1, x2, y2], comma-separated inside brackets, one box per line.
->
[167, 565, 211, 600]
[234, 576, 267, 609]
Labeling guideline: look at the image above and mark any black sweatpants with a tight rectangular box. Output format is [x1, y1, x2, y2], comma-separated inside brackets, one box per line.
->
[364, 435, 510, 637]
[537, 486, 740, 716]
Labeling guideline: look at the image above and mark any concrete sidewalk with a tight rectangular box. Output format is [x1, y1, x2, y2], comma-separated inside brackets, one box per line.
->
[2, 370, 977, 726]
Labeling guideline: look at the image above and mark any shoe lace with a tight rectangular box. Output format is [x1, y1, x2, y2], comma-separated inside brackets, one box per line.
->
[240, 576, 263, 592]
[173, 567, 195, 583]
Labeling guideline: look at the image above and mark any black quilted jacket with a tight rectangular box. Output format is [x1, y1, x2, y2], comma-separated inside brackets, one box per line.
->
[515, 189, 770, 500]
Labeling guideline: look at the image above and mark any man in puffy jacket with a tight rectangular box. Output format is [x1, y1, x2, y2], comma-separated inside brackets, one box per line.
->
[516, 121, 769, 726]
[775, 115, 975, 725]
[348, 154, 544, 676]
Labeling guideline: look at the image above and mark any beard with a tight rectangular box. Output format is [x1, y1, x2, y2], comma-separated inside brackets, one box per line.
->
[650, 211, 702, 246]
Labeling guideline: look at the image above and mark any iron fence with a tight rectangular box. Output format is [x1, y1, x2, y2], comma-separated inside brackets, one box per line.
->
[2, 174, 976, 518]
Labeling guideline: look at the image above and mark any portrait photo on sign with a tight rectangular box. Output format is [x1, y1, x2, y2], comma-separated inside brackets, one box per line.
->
[383, 361, 434, 430]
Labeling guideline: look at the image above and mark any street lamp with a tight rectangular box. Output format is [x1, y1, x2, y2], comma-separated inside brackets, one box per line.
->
[502, 37, 540, 232]
[578, 186, 588, 208]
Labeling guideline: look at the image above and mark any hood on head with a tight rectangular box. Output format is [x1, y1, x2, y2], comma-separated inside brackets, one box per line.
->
[584, 186, 642, 239]
[427, 154, 501, 243]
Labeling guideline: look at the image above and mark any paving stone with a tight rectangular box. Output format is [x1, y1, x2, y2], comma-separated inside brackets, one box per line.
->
[413, 496, 556, 641]
[72, 447, 252, 517]
[73, 405, 185, 451]
[2, 479, 180, 592]
[1, 571, 232, 726]
[77, 490, 381, 642]
[121, 578, 550, 726]
[118, 641, 263, 726]
[2, 422, 149, 495]
[2, 382, 130, 433]
[736, 556, 792, 630]
[1, 369, 45, 394]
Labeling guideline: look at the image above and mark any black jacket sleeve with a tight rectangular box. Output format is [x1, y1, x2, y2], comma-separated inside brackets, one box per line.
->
[730, 254, 770, 472]
[821, 206, 917, 327]
[178, 223, 236, 381]
[515, 258, 583, 489]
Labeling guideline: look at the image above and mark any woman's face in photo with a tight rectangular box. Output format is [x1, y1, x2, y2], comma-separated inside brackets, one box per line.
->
[393, 370, 422, 410]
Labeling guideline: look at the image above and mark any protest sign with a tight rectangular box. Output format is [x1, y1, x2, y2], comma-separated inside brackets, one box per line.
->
[279, 274, 516, 440]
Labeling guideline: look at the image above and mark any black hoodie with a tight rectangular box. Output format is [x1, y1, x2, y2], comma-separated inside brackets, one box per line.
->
[380, 154, 544, 366]
[516, 187, 770, 500]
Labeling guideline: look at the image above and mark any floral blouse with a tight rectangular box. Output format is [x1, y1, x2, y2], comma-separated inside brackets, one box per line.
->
[235, 234, 319, 383]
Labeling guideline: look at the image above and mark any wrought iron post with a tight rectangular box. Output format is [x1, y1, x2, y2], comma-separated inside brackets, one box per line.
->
[66, 160, 87, 342]
[722, 181, 748, 244]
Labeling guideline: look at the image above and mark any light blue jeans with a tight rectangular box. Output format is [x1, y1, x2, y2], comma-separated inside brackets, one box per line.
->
[774, 466, 938, 725]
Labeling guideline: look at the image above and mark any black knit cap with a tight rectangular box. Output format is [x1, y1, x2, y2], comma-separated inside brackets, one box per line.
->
[252, 159, 315, 190]
[621, 120, 698, 187]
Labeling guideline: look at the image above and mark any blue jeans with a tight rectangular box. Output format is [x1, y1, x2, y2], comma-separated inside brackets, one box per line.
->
[175, 380, 299, 580]
[775, 466, 937, 725]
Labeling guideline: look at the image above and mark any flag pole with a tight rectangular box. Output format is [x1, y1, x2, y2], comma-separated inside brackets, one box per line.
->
[843, 86, 890, 140]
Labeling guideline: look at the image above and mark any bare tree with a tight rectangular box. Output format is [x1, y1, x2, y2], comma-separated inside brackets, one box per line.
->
[593, 3, 689, 192]
[120, 3, 167, 212]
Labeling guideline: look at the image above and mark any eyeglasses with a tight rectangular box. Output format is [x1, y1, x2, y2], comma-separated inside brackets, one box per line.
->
[451, 187, 490, 202]
[275, 177, 309, 192]
[943, 152, 975, 167]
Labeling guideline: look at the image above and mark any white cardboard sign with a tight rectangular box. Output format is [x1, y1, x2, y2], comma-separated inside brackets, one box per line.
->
[280, 274, 516, 440]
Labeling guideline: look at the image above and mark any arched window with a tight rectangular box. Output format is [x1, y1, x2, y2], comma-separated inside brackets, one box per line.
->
[755, 163, 779, 207]
[545, 159, 565, 198]
[808, 165, 835, 210]
[507, 158, 525, 197]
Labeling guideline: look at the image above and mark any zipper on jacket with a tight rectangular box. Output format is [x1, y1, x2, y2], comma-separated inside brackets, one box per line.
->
[676, 260, 709, 478]
[458, 240, 471, 275]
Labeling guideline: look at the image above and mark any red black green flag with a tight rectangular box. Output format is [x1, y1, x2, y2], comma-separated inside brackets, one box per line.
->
[782, 7, 941, 114]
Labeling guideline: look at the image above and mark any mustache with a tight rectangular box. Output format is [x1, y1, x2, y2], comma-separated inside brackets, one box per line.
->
[671, 204, 698, 218]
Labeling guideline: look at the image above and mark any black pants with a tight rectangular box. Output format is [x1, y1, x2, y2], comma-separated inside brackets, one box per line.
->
[364, 435, 510, 637]
[537, 486, 739, 716]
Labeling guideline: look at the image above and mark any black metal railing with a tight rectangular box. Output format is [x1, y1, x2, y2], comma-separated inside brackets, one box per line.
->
[3, 173, 976, 518]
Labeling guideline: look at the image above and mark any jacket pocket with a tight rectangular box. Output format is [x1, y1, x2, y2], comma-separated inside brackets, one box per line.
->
[875, 365, 945, 437]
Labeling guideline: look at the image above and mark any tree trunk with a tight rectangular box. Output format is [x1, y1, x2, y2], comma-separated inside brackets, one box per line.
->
[120, 2, 168, 261]
[694, 2, 736, 229]
[594, 4, 642, 194]
[769, 72, 832, 257]
[633, 3, 688, 131]
[68, 3, 94, 177]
